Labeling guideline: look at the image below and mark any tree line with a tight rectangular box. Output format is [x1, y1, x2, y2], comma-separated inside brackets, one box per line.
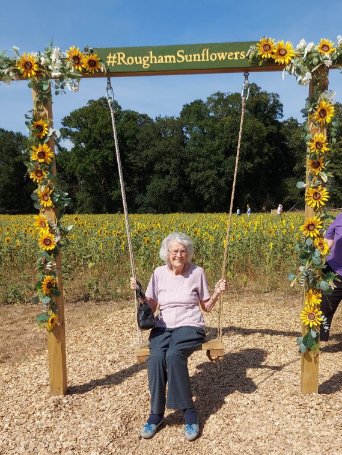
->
[0, 83, 341, 214]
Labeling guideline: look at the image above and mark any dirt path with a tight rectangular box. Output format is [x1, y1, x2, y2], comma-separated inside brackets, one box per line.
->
[1, 291, 342, 455]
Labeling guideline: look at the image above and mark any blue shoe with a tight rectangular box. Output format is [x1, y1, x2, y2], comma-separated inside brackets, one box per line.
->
[184, 422, 200, 441]
[140, 419, 164, 439]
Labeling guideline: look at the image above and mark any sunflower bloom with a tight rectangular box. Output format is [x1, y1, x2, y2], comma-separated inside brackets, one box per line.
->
[308, 133, 329, 154]
[305, 186, 329, 209]
[300, 305, 323, 328]
[82, 53, 102, 73]
[32, 119, 49, 139]
[314, 237, 330, 256]
[312, 100, 335, 125]
[34, 214, 49, 230]
[317, 38, 336, 55]
[29, 168, 47, 183]
[273, 41, 296, 65]
[305, 289, 322, 306]
[308, 157, 325, 176]
[38, 230, 57, 251]
[31, 144, 54, 164]
[16, 53, 39, 78]
[300, 216, 323, 238]
[46, 313, 59, 332]
[257, 38, 276, 59]
[66, 47, 84, 71]
[37, 187, 54, 208]
[42, 275, 57, 295]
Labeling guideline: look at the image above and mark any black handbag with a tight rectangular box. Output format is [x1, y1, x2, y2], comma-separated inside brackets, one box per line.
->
[135, 280, 155, 330]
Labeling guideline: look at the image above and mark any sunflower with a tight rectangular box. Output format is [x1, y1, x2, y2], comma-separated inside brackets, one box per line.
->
[31, 144, 54, 164]
[16, 53, 39, 78]
[314, 237, 330, 256]
[317, 38, 336, 55]
[34, 214, 49, 230]
[38, 230, 56, 251]
[32, 119, 49, 139]
[66, 46, 85, 71]
[257, 38, 276, 59]
[37, 187, 54, 208]
[82, 53, 102, 73]
[308, 132, 329, 154]
[312, 100, 335, 125]
[305, 289, 322, 306]
[308, 157, 325, 176]
[305, 186, 329, 209]
[29, 167, 47, 183]
[300, 305, 323, 328]
[300, 216, 323, 238]
[46, 312, 59, 332]
[42, 275, 57, 295]
[273, 41, 296, 65]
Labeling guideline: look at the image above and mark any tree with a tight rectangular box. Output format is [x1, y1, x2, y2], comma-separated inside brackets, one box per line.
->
[0, 128, 33, 213]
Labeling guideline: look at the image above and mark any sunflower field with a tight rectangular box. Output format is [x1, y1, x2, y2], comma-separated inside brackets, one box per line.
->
[0, 212, 305, 305]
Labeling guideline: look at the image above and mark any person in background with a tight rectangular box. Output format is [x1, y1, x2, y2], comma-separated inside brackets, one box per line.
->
[320, 212, 342, 342]
[277, 204, 283, 215]
[130, 232, 227, 441]
[236, 208, 241, 215]
[246, 204, 251, 216]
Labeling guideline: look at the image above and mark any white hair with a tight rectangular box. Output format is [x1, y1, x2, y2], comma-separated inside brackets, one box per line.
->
[159, 232, 194, 265]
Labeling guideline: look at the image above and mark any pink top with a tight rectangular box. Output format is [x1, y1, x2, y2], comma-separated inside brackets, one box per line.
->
[145, 263, 210, 329]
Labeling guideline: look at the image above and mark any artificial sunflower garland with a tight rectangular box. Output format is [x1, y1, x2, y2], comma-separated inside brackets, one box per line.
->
[248, 36, 342, 352]
[0, 45, 106, 331]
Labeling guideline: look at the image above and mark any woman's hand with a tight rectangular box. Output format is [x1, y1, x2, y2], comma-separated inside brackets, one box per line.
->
[130, 277, 137, 290]
[214, 278, 227, 294]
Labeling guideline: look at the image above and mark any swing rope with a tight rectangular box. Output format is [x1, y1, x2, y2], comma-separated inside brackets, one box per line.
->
[217, 72, 250, 340]
[106, 78, 142, 343]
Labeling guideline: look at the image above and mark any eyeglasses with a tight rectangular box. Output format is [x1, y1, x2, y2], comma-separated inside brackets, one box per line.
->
[169, 249, 188, 256]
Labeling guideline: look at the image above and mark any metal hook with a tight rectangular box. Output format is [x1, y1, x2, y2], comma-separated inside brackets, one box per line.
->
[106, 77, 115, 105]
[241, 72, 250, 100]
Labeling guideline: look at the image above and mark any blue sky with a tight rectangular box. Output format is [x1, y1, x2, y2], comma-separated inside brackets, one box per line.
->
[1, 0, 341, 135]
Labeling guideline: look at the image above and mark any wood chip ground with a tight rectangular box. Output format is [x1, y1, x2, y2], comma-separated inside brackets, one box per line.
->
[1, 291, 341, 455]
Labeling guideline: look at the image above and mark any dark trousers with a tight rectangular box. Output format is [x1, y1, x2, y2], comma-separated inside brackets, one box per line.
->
[320, 266, 342, 341]
[147, 326, 205, 414]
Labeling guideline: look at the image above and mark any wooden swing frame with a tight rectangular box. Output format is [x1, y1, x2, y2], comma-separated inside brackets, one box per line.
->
[14, 40, 338, 395]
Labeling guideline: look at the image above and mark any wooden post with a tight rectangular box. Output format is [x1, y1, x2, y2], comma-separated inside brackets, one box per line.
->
[300, 68, 329, 394]
[32, 86, 67, 395]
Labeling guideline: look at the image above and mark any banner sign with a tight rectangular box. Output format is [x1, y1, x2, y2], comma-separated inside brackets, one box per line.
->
[94, 41, 267, 75]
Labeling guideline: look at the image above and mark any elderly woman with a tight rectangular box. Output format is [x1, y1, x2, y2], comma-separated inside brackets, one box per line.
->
[130, 232, 226, 441]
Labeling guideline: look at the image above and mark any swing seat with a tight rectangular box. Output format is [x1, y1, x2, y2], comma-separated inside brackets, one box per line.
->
[136, 339, 224, 364]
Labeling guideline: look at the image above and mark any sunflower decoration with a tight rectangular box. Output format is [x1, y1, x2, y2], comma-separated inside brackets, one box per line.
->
[34, 214, 49, 230]
[305, 185, 329, 210]
[300, 216, 323, 238]
[29, 167, 47, 183]
[273, 41, 296, 65]
[41, 275, 57, 295]
[300, 305, 323, 328]
[82, 53, 102, 73]
[305, 289, 322, 306]
[317, 38, 336, 56]
[32, 119, 49, 139]
[37, 186, 54, 208]
[314, 237, 330, 256]
[308, 157, 325, 176]
[16, 53, 39, 78]
[256, 37, 276, 59]
[312, 99, 335, 125]
[38, 230, 57, 251]
[66, 46, 85, 72]
[308, 132, 330, 154]
[46, 312, 59, 332]
[31, 143, 54, 165]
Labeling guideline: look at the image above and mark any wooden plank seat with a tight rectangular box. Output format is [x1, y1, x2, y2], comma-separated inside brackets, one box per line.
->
[136, 339, 224, 363]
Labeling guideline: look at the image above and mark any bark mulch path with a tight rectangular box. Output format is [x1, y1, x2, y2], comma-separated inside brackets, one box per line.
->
[1, 291, 342, 455]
